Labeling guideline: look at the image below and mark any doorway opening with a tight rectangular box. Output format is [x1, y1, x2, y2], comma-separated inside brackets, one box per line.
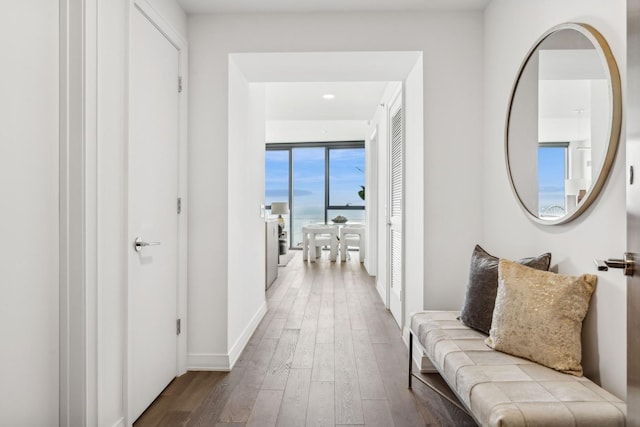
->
[228, 51, 423, 333]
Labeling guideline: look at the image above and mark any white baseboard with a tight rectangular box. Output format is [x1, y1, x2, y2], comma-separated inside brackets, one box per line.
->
[187, 302, 267, 372]
[364, 259, 376, 276]
[376, 280, 386, 305]
[228, 301, 267, 369]
[187, 353, 231, 371]
[110, 417, 125, 427]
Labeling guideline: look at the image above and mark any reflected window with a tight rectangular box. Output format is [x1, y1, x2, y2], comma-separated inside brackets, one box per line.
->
[538, 144, 567, 217]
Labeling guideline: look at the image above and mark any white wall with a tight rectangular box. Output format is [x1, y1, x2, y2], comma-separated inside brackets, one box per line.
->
[404, 59, 425, 328]
[483, 0, 626, 399]
[266, 120, 368, 143]
[227, 64, 268, 367]
[420, 24, 485, 313]
[188, 10, 484, 359]
[0, 2, 59, 424]
[186, 16, 230, 367]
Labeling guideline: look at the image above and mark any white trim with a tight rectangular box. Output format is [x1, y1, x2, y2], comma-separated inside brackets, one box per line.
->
[125, 0, 189, 423]
[187, 354, 232, 372]
[85, 0, 99, 424]
[111, 417, 126, 427]
[400, 82, 407, 331]
[60, 0, 99, 424]
[228, 302, 267, 369]
[124, 4, 132, 422]
[134, 0, 187, 49]
[175, 16, 189, 381]
[59, 1, 73, 423]
[376, 279, 386, 305]
[364, 126, 378, 276]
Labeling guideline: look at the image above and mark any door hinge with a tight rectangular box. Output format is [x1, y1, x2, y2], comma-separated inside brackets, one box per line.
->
[177, 197, 182, 214]
[178, 76, 183, 93]
[177, 318, 181, 335]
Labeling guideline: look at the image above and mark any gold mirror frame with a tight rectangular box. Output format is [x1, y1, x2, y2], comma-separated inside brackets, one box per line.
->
[505, 23, 622, 225]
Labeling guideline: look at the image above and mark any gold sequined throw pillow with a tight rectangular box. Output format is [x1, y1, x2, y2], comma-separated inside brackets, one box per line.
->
[486, 259, 597, 376]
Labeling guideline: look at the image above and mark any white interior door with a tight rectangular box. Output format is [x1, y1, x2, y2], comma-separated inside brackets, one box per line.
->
[627, 132, 640, 426]
[388, 91, 404, 327]
[129, 6, 180, 422]
[628, 2, 640, 424]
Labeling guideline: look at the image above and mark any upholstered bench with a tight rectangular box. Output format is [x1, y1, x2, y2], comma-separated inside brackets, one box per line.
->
[409, 311, 626, 427]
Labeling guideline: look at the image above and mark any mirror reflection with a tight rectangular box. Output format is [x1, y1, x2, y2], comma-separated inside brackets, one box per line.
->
[506, 24, 621, 224]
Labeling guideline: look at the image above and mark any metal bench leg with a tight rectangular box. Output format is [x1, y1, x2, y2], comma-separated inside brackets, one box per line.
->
[407, 329, 469, 415]
[408, 330, 413, 389]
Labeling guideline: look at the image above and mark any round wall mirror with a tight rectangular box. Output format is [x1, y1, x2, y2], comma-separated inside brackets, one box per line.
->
[505, 23, 621, 225]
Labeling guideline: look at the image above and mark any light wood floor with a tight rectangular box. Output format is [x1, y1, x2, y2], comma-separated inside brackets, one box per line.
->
[135, 251, 476, 427]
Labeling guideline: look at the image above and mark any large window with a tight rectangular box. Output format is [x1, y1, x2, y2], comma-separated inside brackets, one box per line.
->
[292, 147, 326, 245]
[329, 148, 365, 207]
[265, 150, 290, 238]
[265, 141, 365, 248]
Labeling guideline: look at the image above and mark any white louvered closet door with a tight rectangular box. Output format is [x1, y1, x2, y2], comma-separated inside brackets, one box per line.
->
[388, 91, 403, 328]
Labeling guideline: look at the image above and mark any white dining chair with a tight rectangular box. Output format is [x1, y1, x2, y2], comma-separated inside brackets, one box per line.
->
[339, 224, 365, 262]
[302, 225, 338, 262]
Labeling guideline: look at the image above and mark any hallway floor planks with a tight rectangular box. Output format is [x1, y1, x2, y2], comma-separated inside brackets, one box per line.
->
[135, 251, 476, 427]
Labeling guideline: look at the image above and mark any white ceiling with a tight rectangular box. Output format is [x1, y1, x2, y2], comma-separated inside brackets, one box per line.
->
[266, 82, 389, 120]
[232, 52, 420, 121]
[178, 0, 490, 14]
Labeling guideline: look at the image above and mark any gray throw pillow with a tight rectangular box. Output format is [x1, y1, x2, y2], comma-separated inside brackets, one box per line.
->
[459, 245, 551, 334]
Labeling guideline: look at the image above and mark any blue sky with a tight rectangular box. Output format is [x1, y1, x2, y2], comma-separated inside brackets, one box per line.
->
[265, 147, 365, 210]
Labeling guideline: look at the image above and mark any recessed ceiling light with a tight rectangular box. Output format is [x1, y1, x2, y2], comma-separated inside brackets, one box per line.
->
[322, 94, 335, 100]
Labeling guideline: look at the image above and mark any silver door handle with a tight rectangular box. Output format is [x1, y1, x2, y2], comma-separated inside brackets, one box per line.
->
[134, 236, 161, 252]
[594, 252, 634, 276]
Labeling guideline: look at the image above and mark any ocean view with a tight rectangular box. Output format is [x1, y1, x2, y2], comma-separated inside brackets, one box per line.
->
[266, 144, 366, 247]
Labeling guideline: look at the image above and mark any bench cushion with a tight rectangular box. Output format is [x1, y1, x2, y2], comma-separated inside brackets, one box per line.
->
[411, 311, 626, 427]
